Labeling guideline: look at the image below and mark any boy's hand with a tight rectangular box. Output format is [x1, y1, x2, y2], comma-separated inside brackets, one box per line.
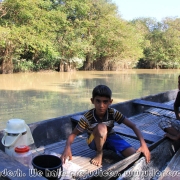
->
[60, 146, 72, 164]
[137, 145, 151, 163]
[60, 128, 80, 164]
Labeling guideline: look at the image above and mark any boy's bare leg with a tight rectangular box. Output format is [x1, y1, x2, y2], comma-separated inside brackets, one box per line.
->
[121, 147, 136, 157]
[165, 133, 179, 141]
[164, 127, 180, 141]
[91, 124, 107, 166]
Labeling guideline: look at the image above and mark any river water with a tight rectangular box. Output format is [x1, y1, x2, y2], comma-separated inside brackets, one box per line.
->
[0, 69, 179, 129]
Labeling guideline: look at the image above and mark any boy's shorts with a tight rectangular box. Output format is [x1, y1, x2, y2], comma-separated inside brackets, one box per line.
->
[87, 133, 132, 154]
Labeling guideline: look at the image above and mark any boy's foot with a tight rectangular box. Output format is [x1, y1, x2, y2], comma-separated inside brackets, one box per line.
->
[165, 133, 179, 141]
[90, 151, 103, 166]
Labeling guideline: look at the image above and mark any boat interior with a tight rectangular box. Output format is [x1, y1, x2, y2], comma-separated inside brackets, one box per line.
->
[31, 100, 179, 180]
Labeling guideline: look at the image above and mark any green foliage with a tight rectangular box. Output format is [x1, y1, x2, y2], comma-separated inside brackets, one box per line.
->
[133, 17, 180, 68]
[14, 59, 35, 72]
[0, 0, 180, 73]
[69, 57, 85, 68]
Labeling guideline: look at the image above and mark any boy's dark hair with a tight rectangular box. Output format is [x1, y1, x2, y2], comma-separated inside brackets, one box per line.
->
[92, 85, 112, 99]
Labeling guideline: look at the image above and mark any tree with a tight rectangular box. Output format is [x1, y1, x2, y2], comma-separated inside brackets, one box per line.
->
[162, 18, 180, 68]
[79, 0, 144, 70]
[0, 0, 67, 73]
[136, 17, 180, 68]
[54, 0, 90, 71]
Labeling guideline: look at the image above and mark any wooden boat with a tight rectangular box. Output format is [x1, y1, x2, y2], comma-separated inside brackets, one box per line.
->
[0, 89, 179, 180]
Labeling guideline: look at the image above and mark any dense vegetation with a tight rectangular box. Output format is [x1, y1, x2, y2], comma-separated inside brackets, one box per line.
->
[0, 0, 180, 73]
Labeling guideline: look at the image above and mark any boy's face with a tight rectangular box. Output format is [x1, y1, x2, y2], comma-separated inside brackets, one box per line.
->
[91, 96, 113, 116]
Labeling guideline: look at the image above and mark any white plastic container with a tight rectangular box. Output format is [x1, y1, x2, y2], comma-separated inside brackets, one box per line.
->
[1, 119, 34, 157]
[13, 145, 32, 167]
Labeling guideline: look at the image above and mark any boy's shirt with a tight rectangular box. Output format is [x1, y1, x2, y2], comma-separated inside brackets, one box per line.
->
[76, 108, 125, 134]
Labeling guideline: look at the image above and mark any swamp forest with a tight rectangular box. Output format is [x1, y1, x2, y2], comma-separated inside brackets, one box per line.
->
[0, 0, 180, 73]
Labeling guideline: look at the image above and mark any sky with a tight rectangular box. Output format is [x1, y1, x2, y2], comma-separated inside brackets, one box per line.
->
[112, 0, 180, 21]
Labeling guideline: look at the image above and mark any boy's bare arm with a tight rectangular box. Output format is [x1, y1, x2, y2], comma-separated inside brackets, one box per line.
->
[123, 118, 151, 163]
[60, 128, 80, 164]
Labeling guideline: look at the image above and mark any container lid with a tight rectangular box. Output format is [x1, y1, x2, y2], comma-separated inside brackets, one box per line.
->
[5, 119, 27, 134]
[15, 145, 30, 153]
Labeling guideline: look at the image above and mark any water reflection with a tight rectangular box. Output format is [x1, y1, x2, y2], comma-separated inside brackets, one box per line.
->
[0, 69, 179, 129]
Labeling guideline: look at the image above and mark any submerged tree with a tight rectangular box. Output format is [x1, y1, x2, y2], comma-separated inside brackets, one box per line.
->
[133, 17, 180, 69]
[79, 0, 144, 70]
[0, 0, 67, 73]
[1, 0, 180, 73]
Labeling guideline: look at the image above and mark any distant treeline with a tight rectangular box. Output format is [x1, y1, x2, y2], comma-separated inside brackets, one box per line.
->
[0, 0, 180, 73]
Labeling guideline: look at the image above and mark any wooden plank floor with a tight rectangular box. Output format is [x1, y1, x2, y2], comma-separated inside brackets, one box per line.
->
[31, 101, 177, 179]
[31, 134, 152, 179]
[145, 100, 176, 119]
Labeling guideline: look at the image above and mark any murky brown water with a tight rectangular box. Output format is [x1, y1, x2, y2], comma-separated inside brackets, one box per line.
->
[0, 69, 179, 129]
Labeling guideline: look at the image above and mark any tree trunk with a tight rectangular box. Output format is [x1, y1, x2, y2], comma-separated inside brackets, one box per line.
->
[93, 56, 111, 70]
[1, 57, 13, 74]
[64, 63, 70, 72]
[58, 60, 77, 72]
[82, 53, 93, 70]
[0, 42, 14, 74]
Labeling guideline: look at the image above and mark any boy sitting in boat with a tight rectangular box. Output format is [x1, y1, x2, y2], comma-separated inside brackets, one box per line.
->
[61, 85, 150, 166]
[159, 75, 180, 140]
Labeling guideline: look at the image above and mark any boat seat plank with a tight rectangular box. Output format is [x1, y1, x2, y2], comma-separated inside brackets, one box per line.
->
[133, 99, 174, 111]
[113, 125, 162, 143]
